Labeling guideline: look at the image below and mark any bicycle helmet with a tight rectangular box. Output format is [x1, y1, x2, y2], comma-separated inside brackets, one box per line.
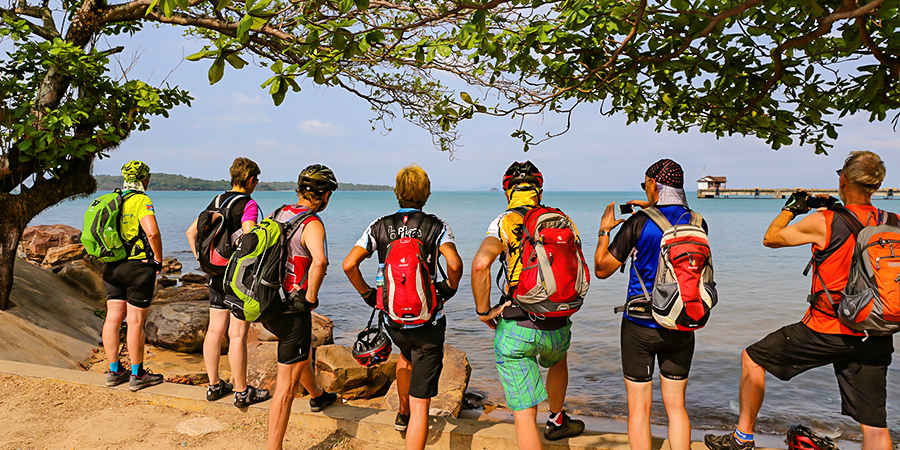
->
[298, 164, 338, 195]
[502, 161, 543, 191]
[352, 324, 392, 367]
[352, 310, 392, 367]
[121, 160, 151, 182]
[786, 424, 837, 450]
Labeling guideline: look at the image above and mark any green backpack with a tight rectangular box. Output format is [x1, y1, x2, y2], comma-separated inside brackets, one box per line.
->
[224, 206, 315, 322]
[81, 189, 139, 262]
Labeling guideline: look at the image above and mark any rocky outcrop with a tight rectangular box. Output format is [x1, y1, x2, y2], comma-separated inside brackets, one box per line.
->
[55, 259, 106, 303]
[312, 312, 334, 348]
[161, 257, 182, 274]
[381, 344, 471, 417]
[245, 341, 279, 393]
[180, 273, 208, 285]
[19, 225, 81, 264]
[144, 301, 210, 353]
[154, 283, 209, 304]
[42, 243, 86, 267]
[315, 344, 399, 399]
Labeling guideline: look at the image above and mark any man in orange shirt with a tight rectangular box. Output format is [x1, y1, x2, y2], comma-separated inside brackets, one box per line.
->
[705, 151, 895, 450]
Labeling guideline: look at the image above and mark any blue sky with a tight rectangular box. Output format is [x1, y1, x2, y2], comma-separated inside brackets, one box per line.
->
[89, 25, 900, 191]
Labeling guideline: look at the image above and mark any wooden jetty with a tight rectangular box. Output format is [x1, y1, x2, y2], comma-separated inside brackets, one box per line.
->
[697, 188, 899, 199]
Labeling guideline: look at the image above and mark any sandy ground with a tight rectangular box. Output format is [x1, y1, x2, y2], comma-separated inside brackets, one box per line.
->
[0, 374, 388, 450]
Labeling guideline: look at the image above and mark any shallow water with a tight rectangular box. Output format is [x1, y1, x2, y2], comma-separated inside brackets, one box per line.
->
[32, 190, 900, 441]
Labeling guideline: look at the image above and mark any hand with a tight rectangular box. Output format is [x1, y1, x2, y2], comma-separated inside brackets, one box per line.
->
[600, 202, 625, 234]
[304, 296, 319, 311]
[628, 199, 651, 209]
[479, 300, 511, 330]
[783, 190, 811, 216]
[361, 287, 378, 308]
[150, 259, 162, 274]
[435, 280, 457, 302]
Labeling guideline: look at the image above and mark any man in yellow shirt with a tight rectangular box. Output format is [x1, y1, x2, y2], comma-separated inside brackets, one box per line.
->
[101, 160, 165, 392]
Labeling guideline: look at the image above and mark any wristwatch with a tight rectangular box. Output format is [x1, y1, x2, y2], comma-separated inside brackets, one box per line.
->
[598, 229, 610, 237]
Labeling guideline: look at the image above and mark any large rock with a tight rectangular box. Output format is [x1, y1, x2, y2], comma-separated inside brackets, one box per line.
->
[311, 312, 334, 348]
[315, 344, 399, 400]
[144, 301, 210, 353]
[161, 257, 182, 274]
[42, 243, 86, 267]
[154, 283, 209, 304]
[381, 344, 471, 417]
[246, 341, 279, 393]
[180, 273, 208, 284]
[20, 225, 82, 263]
[56, 260, 107, 303]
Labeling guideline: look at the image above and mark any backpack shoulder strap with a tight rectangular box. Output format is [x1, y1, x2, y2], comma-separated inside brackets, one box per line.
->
[638, 207, 672, 231]
[832, 206, 865, 237]
[689, 211, 703, 227]
[886, 211, 900, 227]
[219, 193, 248, 211]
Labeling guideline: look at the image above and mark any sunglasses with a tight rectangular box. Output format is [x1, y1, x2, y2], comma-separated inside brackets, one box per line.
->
[641, 179, 654, 191]
[835, 169, 842, 176]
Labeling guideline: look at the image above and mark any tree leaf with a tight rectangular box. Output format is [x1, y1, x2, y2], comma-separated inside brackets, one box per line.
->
[437, 45, 451, 58]
[353, 0, 369, 10]
[225, 53, 247, 69]
[271, 60, 284, 73]
[237, 15, 253, 41]
[460, 92, 473, 104]
[208, 57, 225, 84]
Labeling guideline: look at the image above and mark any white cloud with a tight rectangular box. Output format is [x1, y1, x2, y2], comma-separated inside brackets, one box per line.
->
[298, 119, 346, 137]
[230, 93, 266, 106]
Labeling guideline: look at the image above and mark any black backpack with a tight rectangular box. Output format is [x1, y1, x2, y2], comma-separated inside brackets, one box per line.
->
[195, 193, 249, 276]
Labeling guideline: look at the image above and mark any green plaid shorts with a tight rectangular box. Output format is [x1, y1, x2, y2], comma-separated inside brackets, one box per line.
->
[494, 318, 572, 411]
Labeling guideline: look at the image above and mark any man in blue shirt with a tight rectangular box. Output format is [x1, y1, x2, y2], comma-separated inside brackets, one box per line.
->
[594, 159, 705, 450]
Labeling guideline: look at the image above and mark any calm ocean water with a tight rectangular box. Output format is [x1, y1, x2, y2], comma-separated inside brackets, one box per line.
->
[31, 191, 900, 441]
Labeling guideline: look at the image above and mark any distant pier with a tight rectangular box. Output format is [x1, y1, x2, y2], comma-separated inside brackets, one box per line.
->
[698, 188, 899, 199]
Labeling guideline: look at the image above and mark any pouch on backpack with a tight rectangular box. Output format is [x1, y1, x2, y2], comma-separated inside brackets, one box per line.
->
[376, 237, 439, 325]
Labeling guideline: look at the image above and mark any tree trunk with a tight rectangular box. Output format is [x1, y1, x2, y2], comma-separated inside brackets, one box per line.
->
[0, 218, 25, 310]
[0, 157, 96, 310]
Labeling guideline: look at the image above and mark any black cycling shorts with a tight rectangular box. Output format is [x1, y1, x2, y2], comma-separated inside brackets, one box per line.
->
[746, 322, 894, 428]
[620, 316, 695, 383]
[208, 275, 228, 310]
[103, 259, 156, 308]
[385, 315, 446, 399]
[262, 311, 312, 365]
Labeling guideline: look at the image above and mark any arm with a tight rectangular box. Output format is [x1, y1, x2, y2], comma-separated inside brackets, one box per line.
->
[594, 202, 625, 279]
[342, 246, 373, 295]
[140, 214, 163, 266]
[763, 210, 827, 249]
[439, 242, 463, 290]
[300, 220, 328, 305]
[471, 237, 510, 329]
[185, 218, 199, 259]
[241, 200, 259, 233]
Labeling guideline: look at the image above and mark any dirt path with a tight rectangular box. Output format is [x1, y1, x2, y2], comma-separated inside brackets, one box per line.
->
[0, 374, 382, 450]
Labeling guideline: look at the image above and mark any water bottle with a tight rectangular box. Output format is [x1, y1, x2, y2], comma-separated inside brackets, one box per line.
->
[375, 263, 385, 288]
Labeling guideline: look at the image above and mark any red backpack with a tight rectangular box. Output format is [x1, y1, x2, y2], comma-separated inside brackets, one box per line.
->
[196, 193, 248, 276]
[511, 206, 590, 317]
[376, 237, 439, 325]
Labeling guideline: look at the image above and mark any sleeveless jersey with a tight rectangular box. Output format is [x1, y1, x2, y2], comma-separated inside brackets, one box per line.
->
[273, 205, 323, 293]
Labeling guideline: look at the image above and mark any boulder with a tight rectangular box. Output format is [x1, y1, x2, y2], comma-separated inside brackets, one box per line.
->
[161, 257, 182, 274]
[42, 243, 86, 267]
[20, 225, 82, 262]
[250, 323, 278, 342]
[180, 273, 208, 284]
[144, 301, 210, 353]
[154, 283, 209, 304]
[56, 260, 107, 303]
[156, 276, 177, 288]
[245, 341, 279, 393]
[381, 344, 471, 417]
[311, 312, 334, 348]
[315, 344, 399, 399]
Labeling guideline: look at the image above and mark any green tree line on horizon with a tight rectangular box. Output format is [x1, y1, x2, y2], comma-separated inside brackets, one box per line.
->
[94, 173, 392, 192]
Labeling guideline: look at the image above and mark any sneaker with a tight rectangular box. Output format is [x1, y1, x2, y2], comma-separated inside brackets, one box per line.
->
[544, 411, 586, 441]
[395, 412, 410, 432]
[206, 380, 233, 402]
[106, 369, 130, 387]
[129, 371, 164, 392]
[309, 391, 337, 412]
[234, 385, 270, 408]
[705, 433, 755, 450]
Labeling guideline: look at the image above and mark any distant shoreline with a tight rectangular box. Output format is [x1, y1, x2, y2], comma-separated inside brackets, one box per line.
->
[94, 173, 392, 192]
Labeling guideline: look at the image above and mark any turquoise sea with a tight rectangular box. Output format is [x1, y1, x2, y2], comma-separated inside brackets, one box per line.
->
[31, 191, 900, 442]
